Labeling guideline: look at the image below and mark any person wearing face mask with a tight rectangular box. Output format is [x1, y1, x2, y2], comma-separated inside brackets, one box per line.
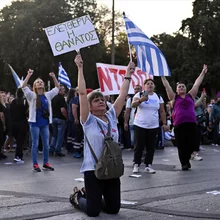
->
[209, 92, 220, 146]
[131, 79, 169, 174]
[161, 64, 208, 170]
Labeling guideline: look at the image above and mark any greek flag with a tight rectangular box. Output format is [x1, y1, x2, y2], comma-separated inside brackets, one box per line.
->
[58, 62, 71, 88]
[8, 64, 23, 88]
[124, 16, 170, 76]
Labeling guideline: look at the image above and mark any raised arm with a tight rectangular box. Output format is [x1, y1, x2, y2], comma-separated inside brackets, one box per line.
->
[75, 54, 89, 123]
[21, 69, 33, 88]
[194, 90, 206, 108]
[161, 76, 176, 101]
[49, 72, 59, 89]
[113, 62, 134, 118]
[189, 64, 208, 99]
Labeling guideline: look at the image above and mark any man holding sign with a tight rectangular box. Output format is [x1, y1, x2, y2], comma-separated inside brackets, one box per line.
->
[45, 15, 99, 56]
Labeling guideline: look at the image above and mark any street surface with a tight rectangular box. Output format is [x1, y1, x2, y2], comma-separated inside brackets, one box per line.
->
[1, 144, 220, 220]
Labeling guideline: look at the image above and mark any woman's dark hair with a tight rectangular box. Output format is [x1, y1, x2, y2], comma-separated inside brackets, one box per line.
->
[144, 79, 155, 85]
[66, 88, 76, 103]
[87, 91, 104, 104]
[15, 88, 24, 105]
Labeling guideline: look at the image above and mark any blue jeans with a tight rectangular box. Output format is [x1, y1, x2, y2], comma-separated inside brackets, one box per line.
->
[50, 118, 66, 153]
[30, 125, 49, 165]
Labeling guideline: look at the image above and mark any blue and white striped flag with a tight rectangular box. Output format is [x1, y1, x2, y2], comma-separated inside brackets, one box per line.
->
[8, 64, 23, 88]
[58, 62, 71, 89]
[124, 16, 171, 76]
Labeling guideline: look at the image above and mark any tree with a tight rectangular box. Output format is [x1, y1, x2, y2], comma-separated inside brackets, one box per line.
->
[0, 0, 125, 91]
[181, 0, 220, 97]
[0, 0, 73, 90]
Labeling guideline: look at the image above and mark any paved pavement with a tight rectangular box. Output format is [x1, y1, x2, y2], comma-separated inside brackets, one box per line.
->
[1, 144, 220, 220]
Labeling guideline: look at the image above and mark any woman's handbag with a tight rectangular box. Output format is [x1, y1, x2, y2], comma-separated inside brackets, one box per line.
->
[196, 114, 206, 124]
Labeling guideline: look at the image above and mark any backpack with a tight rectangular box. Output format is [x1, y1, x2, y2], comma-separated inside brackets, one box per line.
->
[85, 117, 124, 180]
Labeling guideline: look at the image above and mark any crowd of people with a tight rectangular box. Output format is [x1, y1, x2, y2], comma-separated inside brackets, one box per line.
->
[1, 56, 220, 216]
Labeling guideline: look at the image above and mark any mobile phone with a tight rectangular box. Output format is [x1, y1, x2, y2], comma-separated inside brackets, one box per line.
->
[203, 88, 206, 93]
[143, 91, 148, 97]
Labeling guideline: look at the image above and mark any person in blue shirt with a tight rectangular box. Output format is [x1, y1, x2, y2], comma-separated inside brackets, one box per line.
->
[22, 69, 59, 172]
[66, 88, 76, 153]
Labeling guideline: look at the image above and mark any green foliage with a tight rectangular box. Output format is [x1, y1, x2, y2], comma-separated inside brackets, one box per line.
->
[1, 0, 220, 100]
[180, 0, 220, 97]
[0, 0, 125, 91]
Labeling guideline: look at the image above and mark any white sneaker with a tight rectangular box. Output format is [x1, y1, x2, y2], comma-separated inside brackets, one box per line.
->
[215, 144, 219, 146]
[133, 164, 140, 173]
[191, 154, 203, 161]
[144, 165, 156, 174]
[199, 146, 205, 151]
[14, 157, 25, 163]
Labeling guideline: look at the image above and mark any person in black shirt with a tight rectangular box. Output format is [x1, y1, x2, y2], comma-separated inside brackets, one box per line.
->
[0, 96, 7, 160]
[10, 88, 29, 162]
[49, 85, 67, 156]
[1, 91, 13, 152]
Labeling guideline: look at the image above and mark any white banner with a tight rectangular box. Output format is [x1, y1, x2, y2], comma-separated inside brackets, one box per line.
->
[44, 15, 99, 56]
[96, 63, 152, 95]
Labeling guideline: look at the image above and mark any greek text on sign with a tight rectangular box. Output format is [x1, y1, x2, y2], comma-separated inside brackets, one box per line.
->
[44, 15, 99, 56]
[96, 63, 153, 95]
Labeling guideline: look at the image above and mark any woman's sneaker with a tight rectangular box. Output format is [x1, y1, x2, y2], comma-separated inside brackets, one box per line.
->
[33, 164, 41, 172]
[14, 157, 25, 164]
[43, 163, 54, 171]
[133, 164, 140, 173]
[145, 165, 156, 174]
[191, 153, 203, 161]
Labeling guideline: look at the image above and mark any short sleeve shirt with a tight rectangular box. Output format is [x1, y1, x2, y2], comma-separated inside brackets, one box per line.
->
[126, 97, 136, 125]
[80, 107, 118, 173]
[134, 92, 164, 129]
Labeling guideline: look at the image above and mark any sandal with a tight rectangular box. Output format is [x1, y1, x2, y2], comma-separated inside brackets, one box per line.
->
[81, 187, 86, 198]
[69, 187, 79, 208]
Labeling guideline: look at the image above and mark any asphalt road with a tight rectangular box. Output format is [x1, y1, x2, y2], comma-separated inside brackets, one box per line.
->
[1, 144, 220, 220]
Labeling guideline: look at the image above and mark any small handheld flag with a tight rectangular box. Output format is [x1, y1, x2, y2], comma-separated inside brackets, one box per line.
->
[58, 62, 71, 89]
[8, 64, 23, 88]
[123, 14, 170, 76]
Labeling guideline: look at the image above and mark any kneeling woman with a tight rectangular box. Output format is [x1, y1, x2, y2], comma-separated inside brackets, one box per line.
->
[72, 54, 134, 217]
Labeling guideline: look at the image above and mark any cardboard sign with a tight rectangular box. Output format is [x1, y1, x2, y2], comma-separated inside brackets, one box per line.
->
[45, 15, 99, 56]
[96, 63, 152, 95]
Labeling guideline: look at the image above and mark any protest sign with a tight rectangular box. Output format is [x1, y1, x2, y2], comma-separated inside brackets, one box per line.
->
[96, 63, 152, 95]
[45, 15, 99, 56]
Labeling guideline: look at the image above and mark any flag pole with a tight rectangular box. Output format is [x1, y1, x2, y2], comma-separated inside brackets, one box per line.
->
[123, 12, 132, 62]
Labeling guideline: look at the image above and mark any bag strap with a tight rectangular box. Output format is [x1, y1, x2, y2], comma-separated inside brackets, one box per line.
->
[84, 134, 98, 163]
[85, 116, 111, 163]
[96, 116, 111, 137]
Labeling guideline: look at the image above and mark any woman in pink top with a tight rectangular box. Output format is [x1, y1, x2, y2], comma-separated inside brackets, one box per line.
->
[161, 65, 208, 170]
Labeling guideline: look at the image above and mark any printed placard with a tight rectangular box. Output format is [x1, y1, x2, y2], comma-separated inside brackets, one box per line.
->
[45, 15, 99, 56]
[96, 63, 153, 95]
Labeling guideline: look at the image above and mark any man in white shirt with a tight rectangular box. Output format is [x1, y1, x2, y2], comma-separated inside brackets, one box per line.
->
[124, 85, 142, 149]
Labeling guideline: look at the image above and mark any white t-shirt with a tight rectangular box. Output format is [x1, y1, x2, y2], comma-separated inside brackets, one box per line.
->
[80, 107, 118, 173]
[134, 92, 164, 129]
[126, 97, 135, 125]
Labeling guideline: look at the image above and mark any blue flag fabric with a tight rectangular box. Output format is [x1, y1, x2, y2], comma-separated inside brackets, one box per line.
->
[58, 63, 71, 89]
[124, 16, 171, 76]
[8, 64, 22, 88]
